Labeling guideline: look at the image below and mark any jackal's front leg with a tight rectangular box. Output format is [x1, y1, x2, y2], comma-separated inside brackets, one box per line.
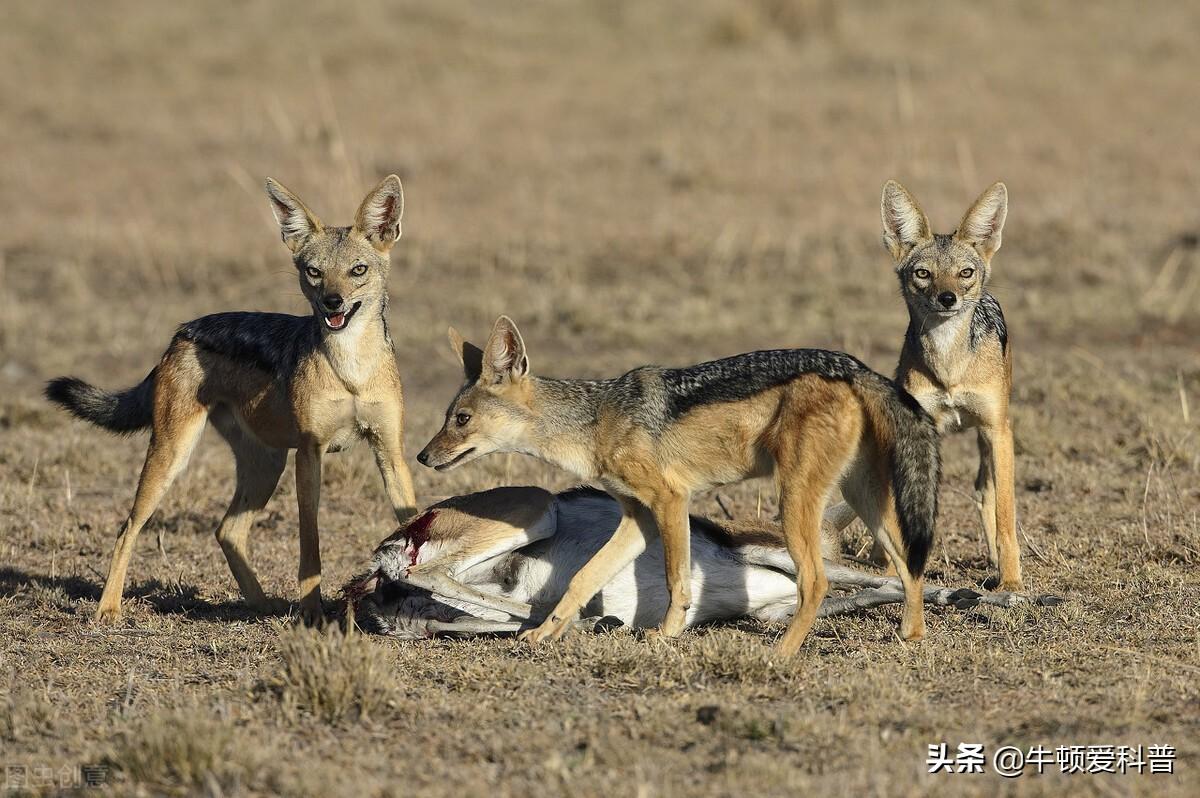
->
[295, 441, 325, 624]
[520, 499, 653, 645]
[368, 402, 418, 523]
[978, 421, 1022, 591]
[651, 491, 691, 638]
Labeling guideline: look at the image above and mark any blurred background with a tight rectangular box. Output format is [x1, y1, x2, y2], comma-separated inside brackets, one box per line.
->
[3, 1, 1197, 376]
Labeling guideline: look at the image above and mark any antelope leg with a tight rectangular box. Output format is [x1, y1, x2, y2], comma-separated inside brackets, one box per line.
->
[823, 562, 891, 590]
[427, 618, 526, 636]
[818, 586, 905, 617]
[399, 570, 535, 619]
[818, 583, 1036, 617]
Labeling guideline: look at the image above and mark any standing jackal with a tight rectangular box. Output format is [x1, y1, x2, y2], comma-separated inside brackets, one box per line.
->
[831, 181, 1022, 590]
[45, 176, 419, 622]
[417, 317, 940, 654]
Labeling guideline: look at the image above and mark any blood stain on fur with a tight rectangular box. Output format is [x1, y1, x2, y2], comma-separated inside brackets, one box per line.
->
[403, 510, 437, 568]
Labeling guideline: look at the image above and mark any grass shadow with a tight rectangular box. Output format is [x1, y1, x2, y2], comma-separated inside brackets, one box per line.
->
[0, 566, 283, 623]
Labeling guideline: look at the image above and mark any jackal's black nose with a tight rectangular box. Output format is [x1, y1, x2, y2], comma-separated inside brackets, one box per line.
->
[937, 291, 957, 309]
[416, 450, 430, 466]
[323, 293, 344, 310]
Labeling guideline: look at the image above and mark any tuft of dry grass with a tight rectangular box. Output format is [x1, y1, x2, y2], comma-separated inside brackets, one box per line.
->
[1, 678, 58, 743]
[105, 708, 263, 794]
[273, 626, 396, 724]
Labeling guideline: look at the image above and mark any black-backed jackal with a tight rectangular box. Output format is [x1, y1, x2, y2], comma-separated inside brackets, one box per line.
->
[830, 181, 1022, 590]
[416, 317, 941, 654]
[46, 176, 419, 622]
[343, 486, 1026, 639]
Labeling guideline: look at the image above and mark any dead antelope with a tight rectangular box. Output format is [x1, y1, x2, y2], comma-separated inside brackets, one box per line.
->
[342, 487, 1039, 639]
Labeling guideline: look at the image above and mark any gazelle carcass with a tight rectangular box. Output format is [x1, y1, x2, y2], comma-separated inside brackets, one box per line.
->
[342, 486, 1034, 639]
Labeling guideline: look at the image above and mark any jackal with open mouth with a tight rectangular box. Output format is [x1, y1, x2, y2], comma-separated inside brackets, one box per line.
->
[46, 176, 419, 622]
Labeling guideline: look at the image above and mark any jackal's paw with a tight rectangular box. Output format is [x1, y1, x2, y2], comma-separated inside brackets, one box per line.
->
[519, 616, 570, 645]
[93, 603, 123, 623]
[642, 628, 678, 645]
[999, 579, 1024, 593]
[646, 618, 685, 641]
[298, 598, 326, 627]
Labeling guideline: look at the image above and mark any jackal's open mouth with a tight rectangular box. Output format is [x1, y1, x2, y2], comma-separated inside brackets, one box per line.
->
[323, 301, 362, 331]
[435, 447, 476, 471]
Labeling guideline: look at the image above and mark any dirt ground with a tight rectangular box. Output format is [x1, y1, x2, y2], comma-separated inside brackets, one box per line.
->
[2, 1, 1198, 796]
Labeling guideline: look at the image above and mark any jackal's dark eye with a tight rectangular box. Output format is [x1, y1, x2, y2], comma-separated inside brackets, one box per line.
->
[305, 266, 321, 280]
[350, 263, 368, 277]
[455, 412, 471, 427]
[913, 268, 931, 279]
[959, 267, 975, 279]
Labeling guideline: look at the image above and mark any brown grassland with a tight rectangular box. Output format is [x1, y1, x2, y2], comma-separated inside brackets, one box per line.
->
[2, 1, 1198, 795]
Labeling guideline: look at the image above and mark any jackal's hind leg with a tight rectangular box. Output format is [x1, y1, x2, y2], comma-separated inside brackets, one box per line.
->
[96, 403, 208, 621]
[844, 480, 925, 642]
[774, 479, 831, 657]
[212, 415, 286, 613]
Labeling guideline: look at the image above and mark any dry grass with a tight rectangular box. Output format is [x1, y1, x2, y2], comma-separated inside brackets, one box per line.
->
[104, 708, 263, 795]
[273, 626, 396, 724]
[1, 1, 1198, 795]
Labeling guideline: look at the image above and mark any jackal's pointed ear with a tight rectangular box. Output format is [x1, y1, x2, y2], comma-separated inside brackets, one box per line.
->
[265, 178, 323, 253]
[448, 327, 484, 384]
[955, 182, 1007, 260]
[354, 175, 404, 252]
[881, 180, 932, 262]
[481, 316, 529, 384]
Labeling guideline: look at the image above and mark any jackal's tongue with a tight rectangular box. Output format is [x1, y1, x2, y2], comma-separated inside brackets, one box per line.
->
[327, 312, 346, 329]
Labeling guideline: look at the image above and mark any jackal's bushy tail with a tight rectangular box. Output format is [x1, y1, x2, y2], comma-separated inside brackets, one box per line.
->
[855, 374, 940, 576]
[44, 371, 155, 435]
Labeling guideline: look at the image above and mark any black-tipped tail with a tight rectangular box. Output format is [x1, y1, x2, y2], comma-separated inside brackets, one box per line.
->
[886, 388, 940, 577]
[44, 371, 155, 435]
[856, 374, 940, 577]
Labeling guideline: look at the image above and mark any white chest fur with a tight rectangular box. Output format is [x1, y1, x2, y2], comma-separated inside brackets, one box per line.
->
[913, 311, 979, 433]
[320, 321, 382, 391]
[923, 311, 970, 360]
[918, 312, 971, 385]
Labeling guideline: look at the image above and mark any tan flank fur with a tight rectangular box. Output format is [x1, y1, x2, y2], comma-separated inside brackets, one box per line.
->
[831, 180, 1022, 590]
[417, 317, 940, 654]
[46, 176, 419, 623]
